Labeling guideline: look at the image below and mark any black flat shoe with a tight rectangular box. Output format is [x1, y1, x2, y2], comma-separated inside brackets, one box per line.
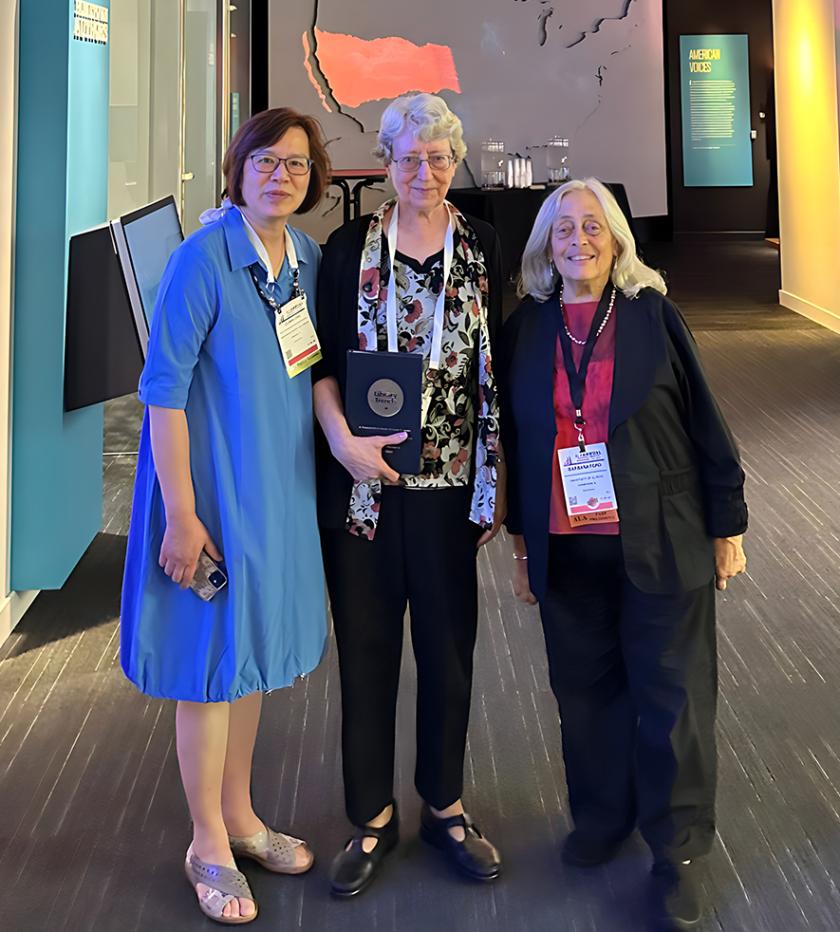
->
[419, 803, 501, 882]
[649, 858, 703, 930]
[561, 830, 627, 867]
[329, 803, 400, 898]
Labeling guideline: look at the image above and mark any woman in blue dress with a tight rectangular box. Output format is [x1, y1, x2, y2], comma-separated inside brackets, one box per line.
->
[121, 108, 330, 924]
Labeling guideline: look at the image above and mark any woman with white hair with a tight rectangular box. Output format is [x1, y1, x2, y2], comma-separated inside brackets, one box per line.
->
[498, 178, 747, 929]
[312, 93, 504, 895]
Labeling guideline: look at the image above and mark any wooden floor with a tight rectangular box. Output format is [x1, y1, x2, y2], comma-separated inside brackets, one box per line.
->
[2, 241, 840, 931]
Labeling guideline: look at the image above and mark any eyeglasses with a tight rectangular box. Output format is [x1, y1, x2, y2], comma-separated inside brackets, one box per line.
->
[392, 154, 456, 174]
[249, 153, 313, 175]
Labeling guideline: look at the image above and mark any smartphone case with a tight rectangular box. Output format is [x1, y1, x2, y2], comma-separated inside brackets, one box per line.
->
[190, 551, 228, 601]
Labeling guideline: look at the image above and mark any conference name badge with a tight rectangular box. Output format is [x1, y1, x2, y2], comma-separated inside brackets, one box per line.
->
[558, 442, 620, 526]
[274, 294, 322, 378]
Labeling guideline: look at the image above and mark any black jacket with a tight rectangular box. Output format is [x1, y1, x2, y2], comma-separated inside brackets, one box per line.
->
[498, 286, 748, 600]
[313, 211, 503, 529]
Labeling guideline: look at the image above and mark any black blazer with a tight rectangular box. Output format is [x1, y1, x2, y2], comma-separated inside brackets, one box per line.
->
[498, 287, 748, 600]
[313, 211, 503, 529]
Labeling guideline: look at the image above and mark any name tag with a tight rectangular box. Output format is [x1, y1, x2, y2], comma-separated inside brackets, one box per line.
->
[558, 442, 620, 526]
[274, 294, 322, 378]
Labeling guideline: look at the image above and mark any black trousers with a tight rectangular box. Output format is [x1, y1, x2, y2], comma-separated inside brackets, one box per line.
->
[540, 534, 717, 861]
[321, 486, 480, 826]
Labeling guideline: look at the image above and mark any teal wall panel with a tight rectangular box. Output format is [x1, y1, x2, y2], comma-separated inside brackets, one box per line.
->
[679, 34, 754, 188]
[11, 1, 110, 590]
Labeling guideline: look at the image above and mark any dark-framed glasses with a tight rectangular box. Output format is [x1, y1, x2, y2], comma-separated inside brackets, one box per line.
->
[249, 153, 313, 175]
[393, 153, 456, 173]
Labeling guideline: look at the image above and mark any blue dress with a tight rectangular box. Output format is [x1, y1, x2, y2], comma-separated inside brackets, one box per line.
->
[120, 208, 327, 702]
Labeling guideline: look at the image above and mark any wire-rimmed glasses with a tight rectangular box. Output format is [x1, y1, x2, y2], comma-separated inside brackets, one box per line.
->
[392, 153, 456, 174]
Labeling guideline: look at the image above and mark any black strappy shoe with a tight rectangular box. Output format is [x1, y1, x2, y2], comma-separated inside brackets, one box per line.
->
[329, 802, 400, 897]
[419, 803, 501, 882]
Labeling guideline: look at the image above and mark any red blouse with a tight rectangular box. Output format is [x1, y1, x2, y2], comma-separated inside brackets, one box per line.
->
[549, 299, 620, 535]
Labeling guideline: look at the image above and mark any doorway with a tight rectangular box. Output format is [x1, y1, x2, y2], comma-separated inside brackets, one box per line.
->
[107, 0, 251, 233]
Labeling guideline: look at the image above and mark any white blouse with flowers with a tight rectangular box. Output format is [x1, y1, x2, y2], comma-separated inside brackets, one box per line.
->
[374, 237, 480, 489]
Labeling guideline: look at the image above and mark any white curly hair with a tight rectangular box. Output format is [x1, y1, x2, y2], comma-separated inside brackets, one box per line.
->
[373, 93, 467, 165]
[519, 177, 667, 302]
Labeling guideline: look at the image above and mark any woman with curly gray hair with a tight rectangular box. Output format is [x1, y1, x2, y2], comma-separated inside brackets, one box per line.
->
[499, 177, 747, 929]
[312, 93, 504, 896]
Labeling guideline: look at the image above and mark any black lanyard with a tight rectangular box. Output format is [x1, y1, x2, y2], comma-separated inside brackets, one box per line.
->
[555, 285, 614, 451]
[248, 263, 302, 318]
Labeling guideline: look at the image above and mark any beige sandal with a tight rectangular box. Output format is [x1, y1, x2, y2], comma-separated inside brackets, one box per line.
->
[229, 824, 314, 874]
[184, 844, 259, 925]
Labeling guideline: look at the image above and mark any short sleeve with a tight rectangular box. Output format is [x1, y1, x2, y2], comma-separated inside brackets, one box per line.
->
[138, 243, 219, 410]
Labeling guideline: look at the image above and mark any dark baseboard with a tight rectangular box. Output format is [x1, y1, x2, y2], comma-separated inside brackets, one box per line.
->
[634, 220, 770, 245]
[674, 230, 767, 242]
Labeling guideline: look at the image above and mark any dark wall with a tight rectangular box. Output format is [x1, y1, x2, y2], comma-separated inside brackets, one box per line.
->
[251, 0, 268, 114]
[664, 0, 774, 235]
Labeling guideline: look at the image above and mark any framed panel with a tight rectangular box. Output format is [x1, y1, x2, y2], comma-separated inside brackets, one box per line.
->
[680, 34, 754, 188]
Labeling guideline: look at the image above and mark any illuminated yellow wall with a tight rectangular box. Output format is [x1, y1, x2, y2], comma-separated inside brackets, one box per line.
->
[772, 0, 840, 333]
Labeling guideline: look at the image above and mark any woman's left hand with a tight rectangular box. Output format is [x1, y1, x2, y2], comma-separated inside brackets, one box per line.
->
[713, 535, 746, 590]
[477, 459, 507, 548]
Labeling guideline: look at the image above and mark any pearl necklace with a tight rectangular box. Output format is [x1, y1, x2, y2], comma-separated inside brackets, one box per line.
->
[560, 285, 617, 346]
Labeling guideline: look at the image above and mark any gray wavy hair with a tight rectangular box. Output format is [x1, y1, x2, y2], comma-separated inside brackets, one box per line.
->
[373, 93, 467, 165]
[518, 178, 667, 302]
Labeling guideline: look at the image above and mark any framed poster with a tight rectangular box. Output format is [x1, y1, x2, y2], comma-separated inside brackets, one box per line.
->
[680, 34, 754, 187]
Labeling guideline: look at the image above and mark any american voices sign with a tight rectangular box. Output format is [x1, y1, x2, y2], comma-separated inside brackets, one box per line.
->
[680, 34, 753, 187]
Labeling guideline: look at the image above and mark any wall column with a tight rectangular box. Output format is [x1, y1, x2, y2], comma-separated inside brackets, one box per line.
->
[0, 2, 37, 639]
[0, 0, 19, 639]
[10, 1, 110, 594]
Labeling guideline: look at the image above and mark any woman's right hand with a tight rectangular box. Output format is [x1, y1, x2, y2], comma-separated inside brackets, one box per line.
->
[512, 557, 537, 605]
[159, 512, 223, 588]
[332, 431, 407, 484]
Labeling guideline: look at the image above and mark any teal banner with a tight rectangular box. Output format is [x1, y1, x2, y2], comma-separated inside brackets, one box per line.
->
[11, 0, 110, 589]
[680, 34, 753, 187]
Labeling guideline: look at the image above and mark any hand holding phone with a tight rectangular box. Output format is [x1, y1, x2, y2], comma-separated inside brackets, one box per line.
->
[158, 513, 224, 595]
[190, 550, 228, 601]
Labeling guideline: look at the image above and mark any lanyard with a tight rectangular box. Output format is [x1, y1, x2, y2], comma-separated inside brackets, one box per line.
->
[239, 209, 302, 297]
[283, 227, 302, 298]
[555, 285, 615, 451]
[249, 227, 302, 313]
[248, 235, 322, 380]
[385, 200, 454, 371]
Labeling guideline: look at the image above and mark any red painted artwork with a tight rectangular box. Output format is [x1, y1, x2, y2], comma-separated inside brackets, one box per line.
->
[304, 28, 460, 109]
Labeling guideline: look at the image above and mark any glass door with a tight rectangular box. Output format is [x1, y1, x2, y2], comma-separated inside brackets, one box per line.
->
[108, 0, 182, 219]
[110, 0, 241, 233]
[181, 0, 222, 233]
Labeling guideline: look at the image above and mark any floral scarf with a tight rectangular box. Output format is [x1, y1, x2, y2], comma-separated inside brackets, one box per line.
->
[347, 197, 500, 539]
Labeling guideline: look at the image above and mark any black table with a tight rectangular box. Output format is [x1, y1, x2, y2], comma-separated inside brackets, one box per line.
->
[447, 182, 635, 282]
[329, 169, 389, 223]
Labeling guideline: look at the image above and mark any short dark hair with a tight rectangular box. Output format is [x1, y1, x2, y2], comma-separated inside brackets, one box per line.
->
[223, 108, 331, 214]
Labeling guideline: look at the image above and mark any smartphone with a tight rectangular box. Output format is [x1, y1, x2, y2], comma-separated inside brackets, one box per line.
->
[189, 550, 228, 601]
